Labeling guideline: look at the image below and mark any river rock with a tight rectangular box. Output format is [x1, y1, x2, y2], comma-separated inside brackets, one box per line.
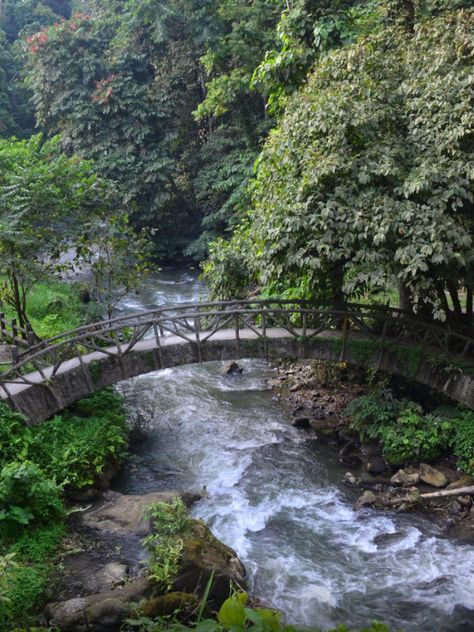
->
[390, 468, 420, 486]
[355, 490, 377, 509]
[47, 510, 246, 631]
[419, 464, 449, 488]
[293, 417, 311, 429]
[46, 577, 152, 632]
[225, 362, 243, 375]
[344, 472, 358, 485]
[173, 520, 246, 606]
[82, 490, 200, 536]
[446, 475, 474, 490]
[366, 457, 387, 475]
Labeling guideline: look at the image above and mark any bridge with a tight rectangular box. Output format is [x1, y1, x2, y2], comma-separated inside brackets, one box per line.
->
[1, 299, 474, 424]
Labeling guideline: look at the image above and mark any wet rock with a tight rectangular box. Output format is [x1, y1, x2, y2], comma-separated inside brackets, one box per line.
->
[100, 563, 128, 587]
[446, 500, 463, 516]
[390, 468, 420, 486]
[367, 457, 387, 475]
[373, 531, 406, 548]
[82, 491, 200, 536]
[457, 495, 473, 509]
[173, 520, 246, 607]
[140, 592, 199, 619]
[344, 472, 358, 485]
[446, 475, 474, 490]
[46, 577, 151, 632]
[225, 361, 243, 375]
[355, 490, 377, 509]
[292, 417, 311, 429]
[419, 464, 449, 488]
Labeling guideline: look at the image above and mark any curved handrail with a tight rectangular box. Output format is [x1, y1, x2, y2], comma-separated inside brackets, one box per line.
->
[0, 300, 473, 393]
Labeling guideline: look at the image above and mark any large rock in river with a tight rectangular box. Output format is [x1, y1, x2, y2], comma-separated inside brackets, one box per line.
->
[419, 464, 449, 488]
[46, 491, 246, 632]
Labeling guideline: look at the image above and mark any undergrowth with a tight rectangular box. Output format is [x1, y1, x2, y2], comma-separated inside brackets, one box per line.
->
[0, 277, 100, 339]
[345, 392, 474, 471]
[0, 388, 128, 630]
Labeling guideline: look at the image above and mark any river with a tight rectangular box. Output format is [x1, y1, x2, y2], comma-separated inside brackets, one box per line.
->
[113, 268, 474, 632]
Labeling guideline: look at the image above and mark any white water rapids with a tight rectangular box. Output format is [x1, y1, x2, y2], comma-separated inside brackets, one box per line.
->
[113, 268, 474, 631]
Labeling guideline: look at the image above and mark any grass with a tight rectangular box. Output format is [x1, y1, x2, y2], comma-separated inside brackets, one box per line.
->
[0, 277, 100, 340]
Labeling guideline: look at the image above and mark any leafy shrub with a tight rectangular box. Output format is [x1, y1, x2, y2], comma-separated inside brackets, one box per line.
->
[124, 590, 392, 631]
[451, 410, 474, 475]
[345, 392, 406, 440]
[6, 565, 46, 628]
[0, 462, 64, 538]
[0, 552, 18, 623]
[345, 393, 454, 464]
[376, 407, 453, 464]
[143, 499, 190, 591]
[9, 524, 65, 564]
[0, 388, 128, 491]
[0, 406, 32, 466]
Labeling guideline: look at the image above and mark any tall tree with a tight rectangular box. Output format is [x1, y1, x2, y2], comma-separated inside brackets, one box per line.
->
[204, 7, 474, 323]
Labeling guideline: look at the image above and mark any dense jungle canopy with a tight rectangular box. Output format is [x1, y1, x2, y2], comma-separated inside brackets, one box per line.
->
[1, 0, 474, 321]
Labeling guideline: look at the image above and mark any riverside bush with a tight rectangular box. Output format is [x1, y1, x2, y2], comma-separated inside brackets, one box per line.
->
[0, 388, 128, 491]
[346, 393, 454, 464]
[451, 410, 474, 475]
[143, 498, 190, 591]
[124, 590, 391, 631]
[0, 461, 64, 537]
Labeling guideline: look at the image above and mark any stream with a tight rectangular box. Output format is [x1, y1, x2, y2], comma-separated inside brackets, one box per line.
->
[113, 268, 474, 632]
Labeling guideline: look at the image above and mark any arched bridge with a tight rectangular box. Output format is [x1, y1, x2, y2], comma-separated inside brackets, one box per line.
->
[1, 299, 474, 424]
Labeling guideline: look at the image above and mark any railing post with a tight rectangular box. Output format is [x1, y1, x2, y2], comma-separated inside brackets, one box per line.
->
[339, 317, 349, 362]
[26, 323, 36, 347]
[194, 316, 202, 362]
[11, 319, 18, 343]
[235, 314, 241, 356]
[262, 310, 269, 359]
[11, 343, 19, 366]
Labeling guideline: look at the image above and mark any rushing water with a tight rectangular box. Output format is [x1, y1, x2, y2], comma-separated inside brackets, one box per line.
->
[114, 268, 474, 632]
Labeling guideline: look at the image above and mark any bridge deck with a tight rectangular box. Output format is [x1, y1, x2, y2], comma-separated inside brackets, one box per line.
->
[0, 327, 322, 399]
[1, 299, 473, 422]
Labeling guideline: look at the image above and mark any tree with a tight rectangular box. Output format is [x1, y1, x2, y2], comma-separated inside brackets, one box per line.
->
[204, 7, 474, 323]
[23, 3, 204, 260]
[79, 211, 151, 320]
[0, 135, 119, 331]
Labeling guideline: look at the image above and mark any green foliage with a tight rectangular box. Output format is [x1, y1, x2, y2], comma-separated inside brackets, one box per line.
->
[450, 409, 474, 474]
[0, 388, 128, 491]
[8, 524, 65, 564]
[142, 498, 190, 591]
[0, 134, 121, 331]
[6, 564, 46, 628]
[0, 552, 19, 623]
[0, 461, 64, 537]
[205, 7, 474, 319]
[0, 277, 98, 339]
[124, 589, 392, 631]
[346, 393, 454, 463]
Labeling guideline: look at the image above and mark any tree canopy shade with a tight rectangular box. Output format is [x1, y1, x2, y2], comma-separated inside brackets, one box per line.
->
[204, 8, 474, 323]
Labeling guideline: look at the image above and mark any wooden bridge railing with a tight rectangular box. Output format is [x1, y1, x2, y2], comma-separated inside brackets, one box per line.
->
[0, 300, 474, 391]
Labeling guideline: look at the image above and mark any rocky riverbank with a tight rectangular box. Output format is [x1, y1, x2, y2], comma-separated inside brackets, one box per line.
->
[46, 490, 246, 631]
[269, 360, 474, 542]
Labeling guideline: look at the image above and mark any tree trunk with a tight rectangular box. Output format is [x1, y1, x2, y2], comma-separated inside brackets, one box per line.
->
[398, 282, 413, 313]
[387, 0, 415, 32]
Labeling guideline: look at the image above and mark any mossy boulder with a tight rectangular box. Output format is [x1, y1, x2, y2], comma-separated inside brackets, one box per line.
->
[174, 520, 246, 607]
